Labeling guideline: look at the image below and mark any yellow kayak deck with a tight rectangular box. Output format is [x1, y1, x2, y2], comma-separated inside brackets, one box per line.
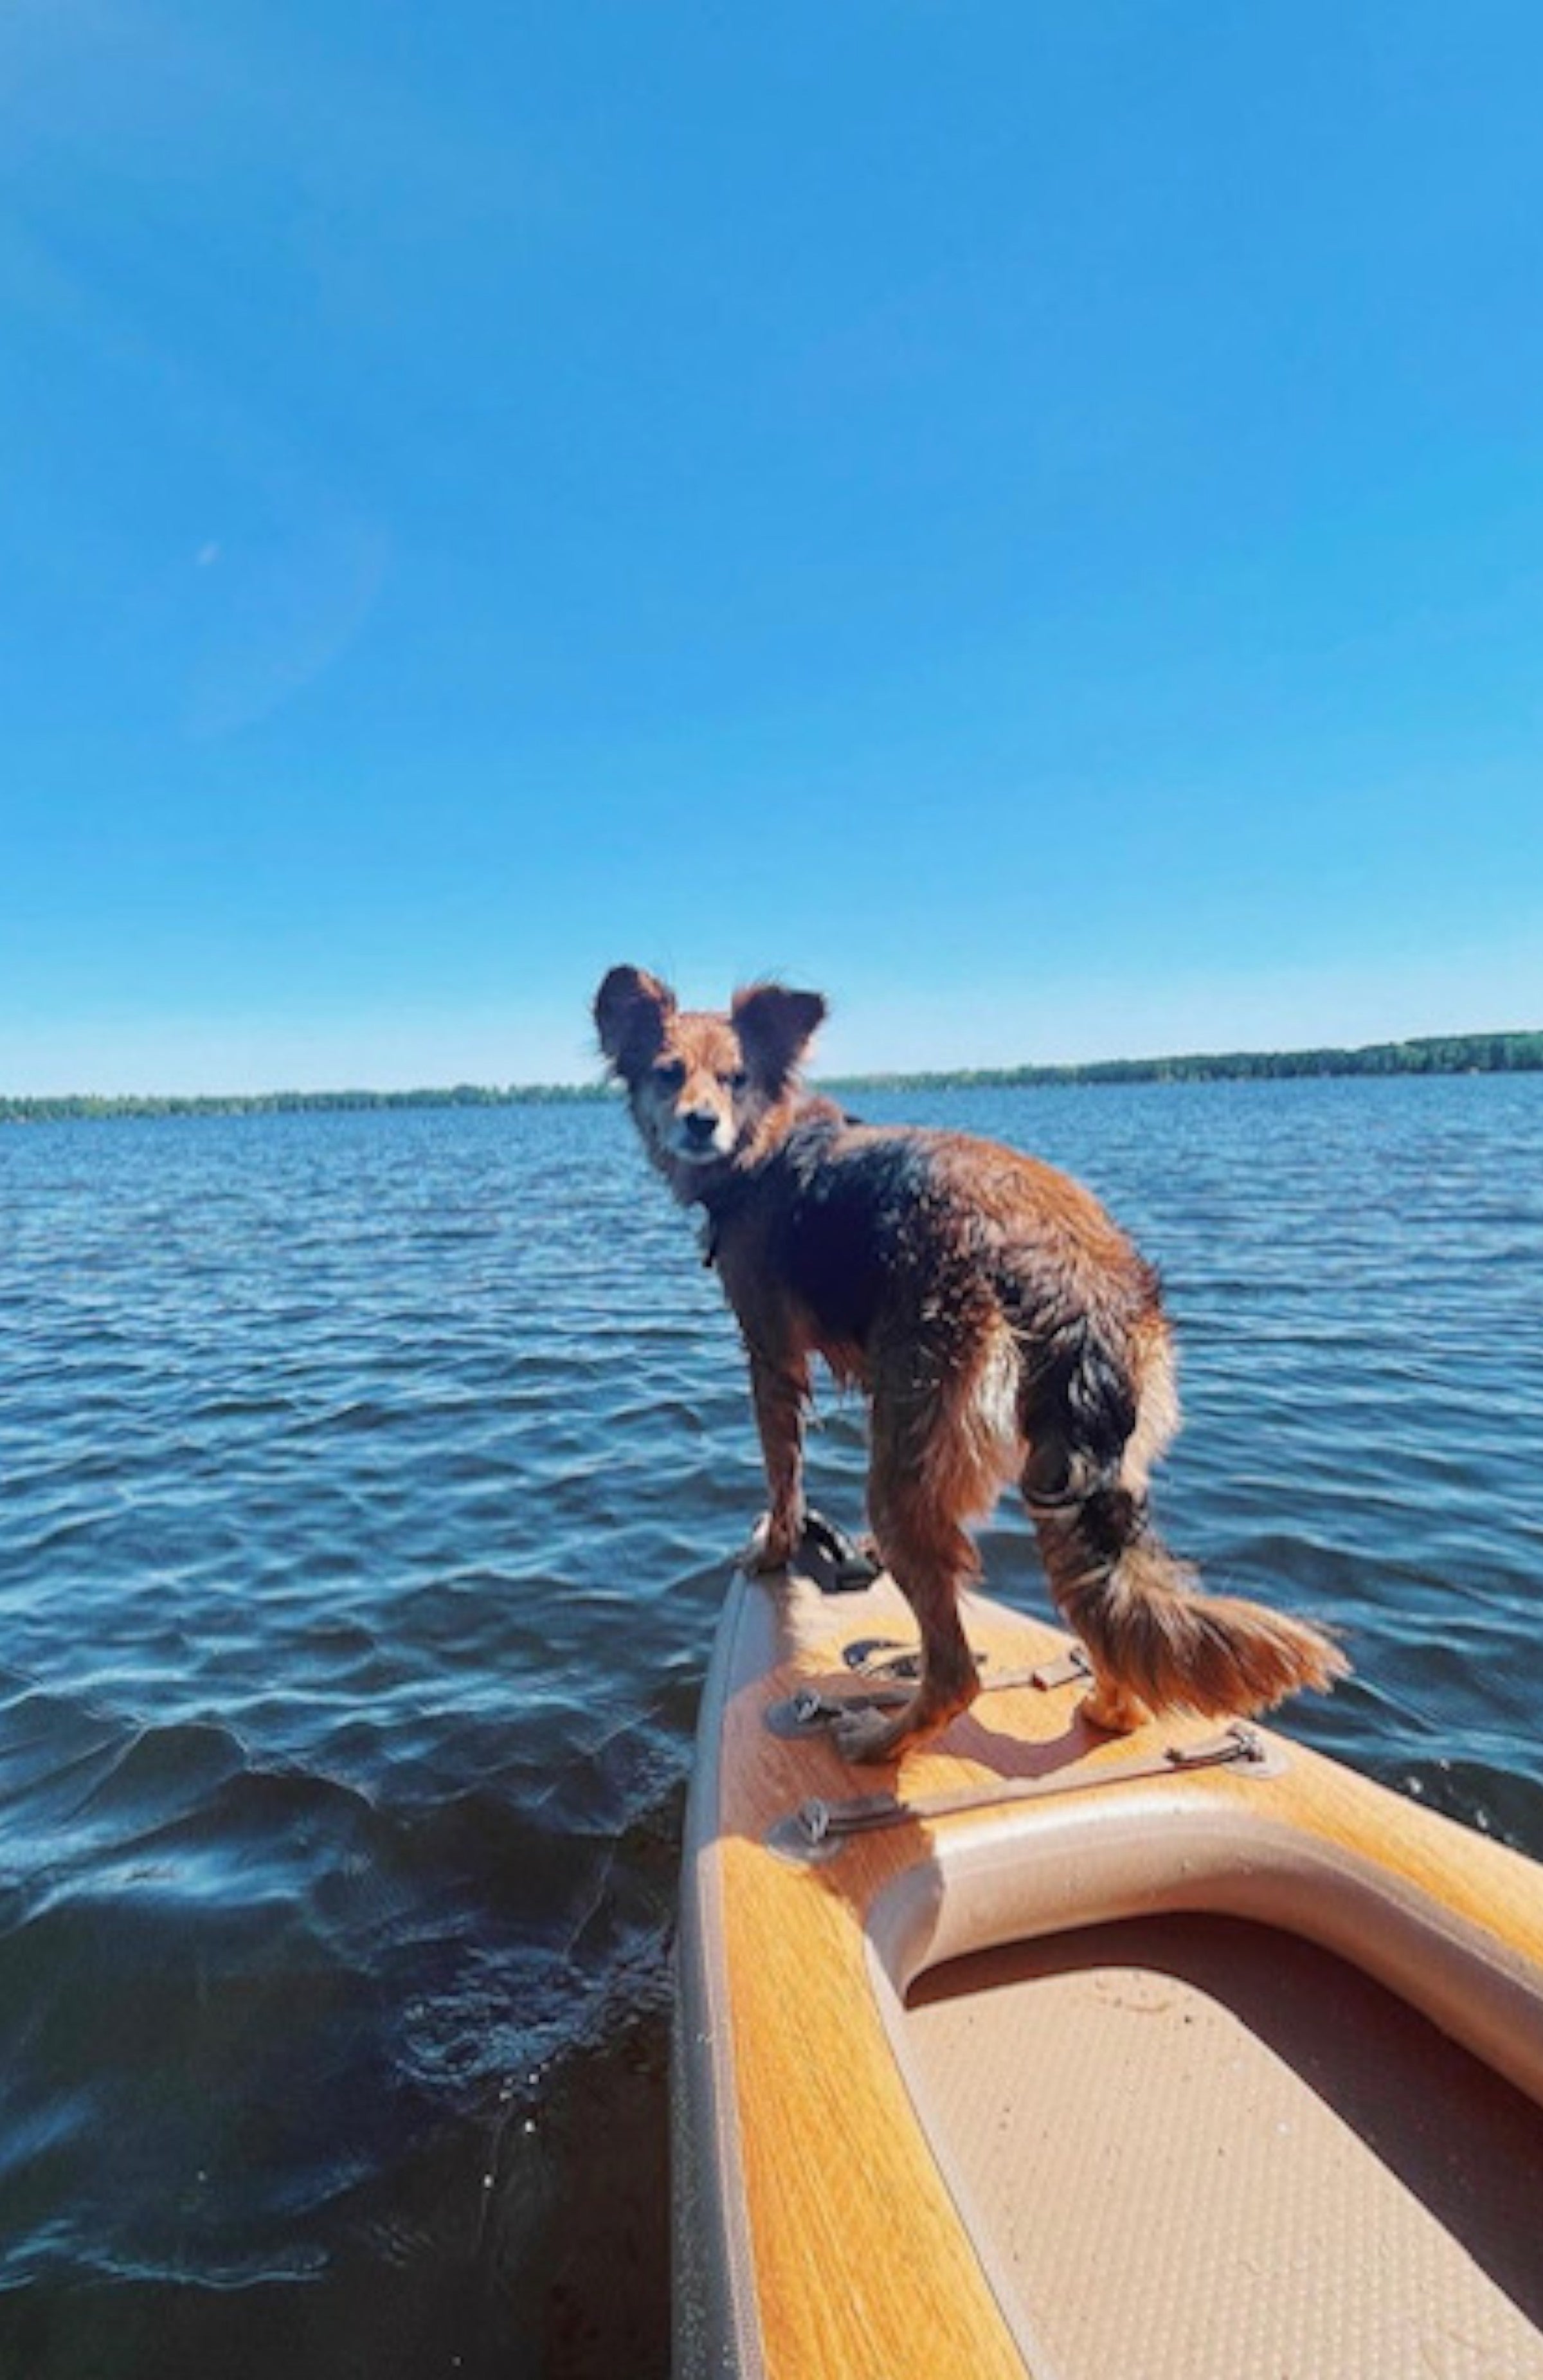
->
[673, 1549, 1543, 2379]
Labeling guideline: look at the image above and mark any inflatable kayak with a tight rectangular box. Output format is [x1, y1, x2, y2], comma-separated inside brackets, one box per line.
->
[672, 1532, 1543, 2379]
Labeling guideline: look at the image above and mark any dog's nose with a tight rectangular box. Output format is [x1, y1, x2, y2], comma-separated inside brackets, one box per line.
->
[683, 1109, 719, 1145]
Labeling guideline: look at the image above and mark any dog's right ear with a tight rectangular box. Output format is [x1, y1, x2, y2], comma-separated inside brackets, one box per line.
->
[595, 967, 677, 1078]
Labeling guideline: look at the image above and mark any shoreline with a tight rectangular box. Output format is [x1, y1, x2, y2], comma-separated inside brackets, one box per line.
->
[3, 1028, 1540, 1122]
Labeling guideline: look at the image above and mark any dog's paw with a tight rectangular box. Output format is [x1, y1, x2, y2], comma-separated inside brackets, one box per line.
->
[1079, 1678, 1151, 1734]
[740, 1512, 800, 1575]
[832, 1703, 906, 1766]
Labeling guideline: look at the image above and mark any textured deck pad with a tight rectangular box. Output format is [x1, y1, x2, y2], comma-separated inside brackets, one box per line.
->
[903, 1914, 1543, 2380]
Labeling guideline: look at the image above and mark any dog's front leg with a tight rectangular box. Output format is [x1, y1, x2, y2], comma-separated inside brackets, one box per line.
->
[741, 1351, 809, 1573]
[833, 1444, 982, 1763]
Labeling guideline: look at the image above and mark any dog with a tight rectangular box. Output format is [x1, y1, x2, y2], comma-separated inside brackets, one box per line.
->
[595, 965, 1346, 1763]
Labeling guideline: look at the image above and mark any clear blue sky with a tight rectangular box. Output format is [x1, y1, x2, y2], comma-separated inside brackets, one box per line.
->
[5, 1, 1540, 1093]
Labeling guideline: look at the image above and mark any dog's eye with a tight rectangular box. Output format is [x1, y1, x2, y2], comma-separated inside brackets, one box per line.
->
[653, 1059, 686, 1092]
[722, 1069, 748, 1093]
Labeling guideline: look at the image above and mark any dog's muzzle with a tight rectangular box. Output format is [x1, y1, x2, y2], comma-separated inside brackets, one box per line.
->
[674, 1110, 729, 1161]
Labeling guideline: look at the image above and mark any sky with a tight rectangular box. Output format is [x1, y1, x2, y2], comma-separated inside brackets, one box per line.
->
[3, 0, 1541, 1093]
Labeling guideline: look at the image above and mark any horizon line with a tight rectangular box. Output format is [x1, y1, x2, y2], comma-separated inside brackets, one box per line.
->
[3, 1024, 1540, 1113]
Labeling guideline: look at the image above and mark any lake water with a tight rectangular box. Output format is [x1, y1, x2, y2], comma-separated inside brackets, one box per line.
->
[2, 1077, 1540, 2377]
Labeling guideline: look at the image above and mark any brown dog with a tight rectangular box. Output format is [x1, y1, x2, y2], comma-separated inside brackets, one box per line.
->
[595, 965, 1346, 1763]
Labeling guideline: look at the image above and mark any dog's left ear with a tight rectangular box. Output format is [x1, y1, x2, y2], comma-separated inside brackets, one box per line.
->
[731, 983, 827, 1089]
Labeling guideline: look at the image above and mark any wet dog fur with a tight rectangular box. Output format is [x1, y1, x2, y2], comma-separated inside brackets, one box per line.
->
[595, 965, 1346, 1764]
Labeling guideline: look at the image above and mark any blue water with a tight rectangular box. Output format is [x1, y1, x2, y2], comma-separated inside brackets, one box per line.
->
[2, 1078, 1540, 2375]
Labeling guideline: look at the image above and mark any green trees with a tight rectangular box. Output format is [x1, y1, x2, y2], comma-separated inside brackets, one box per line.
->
[2, 1033, 1539, 1122]
[0, 1082, 613, 1123]
[827, 1030, 1543, 1095]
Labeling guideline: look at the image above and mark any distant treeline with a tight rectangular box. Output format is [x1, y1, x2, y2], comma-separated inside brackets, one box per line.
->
[0, 1082, 609, 1123]
[830, 1028, 1543, 1095]
[3, 1030, 1540, 1122]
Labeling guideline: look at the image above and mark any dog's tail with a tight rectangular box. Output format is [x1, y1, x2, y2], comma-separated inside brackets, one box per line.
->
[1030, 1485, 1347, 1719]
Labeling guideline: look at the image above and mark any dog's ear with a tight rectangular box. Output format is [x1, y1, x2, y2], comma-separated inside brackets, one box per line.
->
[595, 967, 676, 1076]
[731, 983, 827, 1089]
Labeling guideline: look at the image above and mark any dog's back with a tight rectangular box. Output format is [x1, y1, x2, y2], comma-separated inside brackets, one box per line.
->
[712, 1109, 1169, 1455]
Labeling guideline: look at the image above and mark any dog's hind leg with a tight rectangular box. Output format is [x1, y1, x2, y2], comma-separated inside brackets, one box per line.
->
[1023, 1349, 1346, 1731]
[1022, 1469, 1162, 1731]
